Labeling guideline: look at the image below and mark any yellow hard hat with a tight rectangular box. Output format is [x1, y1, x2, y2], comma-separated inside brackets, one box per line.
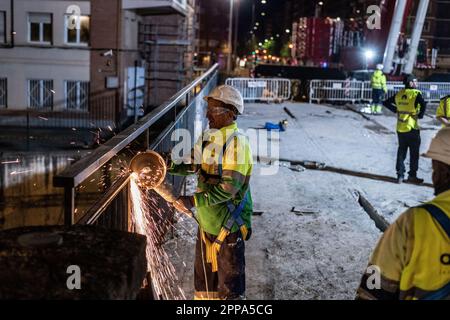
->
[423, 127, 450, 166]
[204, 85, 244, 114]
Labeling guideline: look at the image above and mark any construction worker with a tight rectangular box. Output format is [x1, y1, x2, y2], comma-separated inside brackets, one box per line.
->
[436, 95, 450, 127]
[370, 64, 387, 115]
[356, 128, 450, 300]
[383, 74, 427, 184]
[170, 85, 253, 300]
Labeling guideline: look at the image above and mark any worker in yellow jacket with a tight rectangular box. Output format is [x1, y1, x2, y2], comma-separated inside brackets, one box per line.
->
[356, 127, 450, 300]
[370, 64, 387, 115]
[437, 95, 450, 127]
[170, 85, 253, 300]
[383, 74, 427, 184]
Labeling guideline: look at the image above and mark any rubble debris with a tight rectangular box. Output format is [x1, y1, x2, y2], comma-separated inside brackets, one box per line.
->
[283, 107, 297, 120]
[355, 191, 390, 232]
[291, 207, 319, 215]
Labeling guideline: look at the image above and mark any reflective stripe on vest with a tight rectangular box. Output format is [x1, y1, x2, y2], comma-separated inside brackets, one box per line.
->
[399, 204, 450, 300]
[394, 89, 421, 132]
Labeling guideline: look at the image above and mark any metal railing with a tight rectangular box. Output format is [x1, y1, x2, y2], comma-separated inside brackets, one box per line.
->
[0, 92, 118, 129]
[53, 63, 219, 229]
[225, 77, 291, 102]
[309, 79, 450, 104]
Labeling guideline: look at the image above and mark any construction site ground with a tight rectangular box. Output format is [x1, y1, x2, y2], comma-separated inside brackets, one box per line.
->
[164, 101, 439, 300]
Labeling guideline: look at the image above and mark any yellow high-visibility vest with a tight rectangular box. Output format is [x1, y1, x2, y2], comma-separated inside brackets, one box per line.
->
[371, 70, 387, 92]
[399, 201, 450, 300]
[437, 96, 450, 126]
[394, 89, 422, 132]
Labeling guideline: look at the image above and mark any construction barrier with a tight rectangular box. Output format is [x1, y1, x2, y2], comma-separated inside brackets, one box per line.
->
[225, 78, 291, 102]
[309, 79, 450, 104]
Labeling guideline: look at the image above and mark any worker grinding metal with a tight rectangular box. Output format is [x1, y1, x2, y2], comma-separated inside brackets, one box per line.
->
[370, 64, 387, 115]
[170, 85, 254, 300]
[436, 95, 450, 127]
[383, 74, 427, 184]
[356, 128, 450, 300]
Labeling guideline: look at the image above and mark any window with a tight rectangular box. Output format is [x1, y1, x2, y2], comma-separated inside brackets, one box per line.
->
[65, 15, 90, 45]
[28, 13, 52, 43]
[65, 81, 89, 110]
[0, 78, 6, 108]
[0, 11, 5, 44]
[28, 79, 53, 109]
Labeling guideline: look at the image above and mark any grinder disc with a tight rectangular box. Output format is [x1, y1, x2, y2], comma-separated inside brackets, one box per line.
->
[129, 151, 167, 189]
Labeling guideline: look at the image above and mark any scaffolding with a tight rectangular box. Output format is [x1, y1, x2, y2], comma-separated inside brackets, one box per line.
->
[139, 16, 190, 108]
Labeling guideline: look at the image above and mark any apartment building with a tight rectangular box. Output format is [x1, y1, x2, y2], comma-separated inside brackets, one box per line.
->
[0, 0, 91, 112]
[0, 0, 197, 129]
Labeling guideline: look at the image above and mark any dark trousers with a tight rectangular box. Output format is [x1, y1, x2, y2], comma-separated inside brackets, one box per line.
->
[396, 130, 421, 177]
[194, 229, 245, 300]
[372, 88, 384, 105]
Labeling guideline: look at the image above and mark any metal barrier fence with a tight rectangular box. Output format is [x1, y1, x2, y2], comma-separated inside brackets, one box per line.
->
[53, 63, 219, 229]
[309, 79, 450, 104]
[225, 78, 291, 102]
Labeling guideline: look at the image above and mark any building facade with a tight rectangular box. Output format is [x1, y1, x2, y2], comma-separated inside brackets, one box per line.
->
[0, 0, 198, 130]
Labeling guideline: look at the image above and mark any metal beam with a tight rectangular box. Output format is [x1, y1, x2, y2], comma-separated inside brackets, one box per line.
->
[404, 0, 430, 74]
[383, 0, 408, 74]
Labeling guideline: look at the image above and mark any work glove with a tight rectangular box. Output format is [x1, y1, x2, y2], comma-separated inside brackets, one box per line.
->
[172, 196, 195, 218]
[245, 227, 252, 241]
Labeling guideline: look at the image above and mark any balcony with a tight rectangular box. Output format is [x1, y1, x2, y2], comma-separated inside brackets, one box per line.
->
[122, 0, 188, 16]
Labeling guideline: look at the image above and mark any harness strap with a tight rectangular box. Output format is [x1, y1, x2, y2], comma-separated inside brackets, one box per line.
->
[200, 130, 250, 273]
[420, 204, 450, 239]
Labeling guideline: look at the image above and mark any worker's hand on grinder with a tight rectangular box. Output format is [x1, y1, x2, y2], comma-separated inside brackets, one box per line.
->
[173, 196, 195, 218]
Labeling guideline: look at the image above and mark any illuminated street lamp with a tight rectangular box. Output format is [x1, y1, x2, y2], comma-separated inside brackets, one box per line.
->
[364, 49, 375, 71]
[227, 0, 235, 74]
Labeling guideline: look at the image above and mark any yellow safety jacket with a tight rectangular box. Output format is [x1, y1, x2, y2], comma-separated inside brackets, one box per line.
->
[371, 70, 387, 92]
[399, 201, 450, 300]
[437, 96, 450, 126]
[394, 89, 422, 133]
[169, 122, 253, 273]
[359, 189, 450, 300]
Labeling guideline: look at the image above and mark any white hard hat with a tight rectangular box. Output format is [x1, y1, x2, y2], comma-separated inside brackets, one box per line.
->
[204, 85, 244, 114]
[423, 127, 450, 166]
[376, 64, 384, 70]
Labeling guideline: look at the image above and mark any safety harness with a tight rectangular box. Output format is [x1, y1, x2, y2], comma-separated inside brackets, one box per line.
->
[200, 131, 250, 272]
[418, 204, 450, 300]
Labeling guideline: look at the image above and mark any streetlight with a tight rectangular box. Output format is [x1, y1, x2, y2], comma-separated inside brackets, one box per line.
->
[364, 49, 375, 71]
[227, 0, 235, 74]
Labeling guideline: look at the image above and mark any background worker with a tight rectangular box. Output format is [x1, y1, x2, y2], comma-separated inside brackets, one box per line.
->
[370, 64, 387, 115]
[356, 128, 450, 300]
[437, 95, 450, 127]
[170, 85, 253, 300]
[383, 74, 427, 184]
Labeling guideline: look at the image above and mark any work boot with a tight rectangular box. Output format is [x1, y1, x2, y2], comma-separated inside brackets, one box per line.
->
[397, 175, 404, 184]
[406, 176, 424, 184]
[376, 106, 383, 115]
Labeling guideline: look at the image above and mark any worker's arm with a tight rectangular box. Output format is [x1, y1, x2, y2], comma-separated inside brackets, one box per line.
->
[436, 99, 450, 126]
[194, 138, 251, 207]
[415, 93, 427, 119]
[168, 138, 203, 176]
[383, 95, 397, 113]
[382, 76, 387, 93]
[355, 210, 414, 300]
